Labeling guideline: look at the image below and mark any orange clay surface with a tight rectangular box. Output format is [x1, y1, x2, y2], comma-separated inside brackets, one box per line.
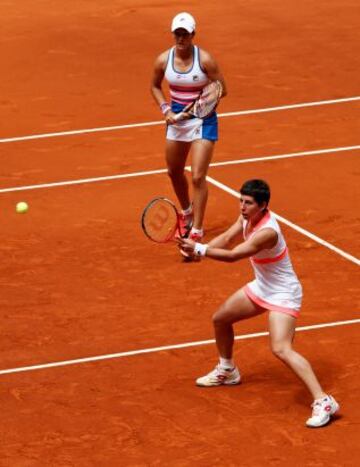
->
[0, 1, 360, 465]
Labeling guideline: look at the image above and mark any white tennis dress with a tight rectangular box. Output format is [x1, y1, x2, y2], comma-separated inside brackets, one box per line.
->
[164, 45, 218, 142]
[243, 211, 303, 317]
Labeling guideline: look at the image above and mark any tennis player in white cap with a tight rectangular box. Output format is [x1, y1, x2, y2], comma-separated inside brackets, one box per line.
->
[151, 12, 227, 250]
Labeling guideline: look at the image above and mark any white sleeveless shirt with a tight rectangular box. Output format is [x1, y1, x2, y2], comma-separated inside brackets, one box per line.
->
[243, 211, 303, 316]
[164, 46, 209, 105]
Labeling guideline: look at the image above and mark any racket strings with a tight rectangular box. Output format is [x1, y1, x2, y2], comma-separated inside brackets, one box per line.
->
[142, 199, 178, 243]
[193, 81, 222, 118]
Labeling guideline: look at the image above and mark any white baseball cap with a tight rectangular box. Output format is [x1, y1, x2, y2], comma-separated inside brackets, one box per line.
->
[171, 12, 196, 33]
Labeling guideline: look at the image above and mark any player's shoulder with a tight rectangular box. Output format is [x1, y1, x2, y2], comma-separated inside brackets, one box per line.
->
[252, 227, 278, 248]
[154, 49, 172, 68]
[198, 47, 215, 64]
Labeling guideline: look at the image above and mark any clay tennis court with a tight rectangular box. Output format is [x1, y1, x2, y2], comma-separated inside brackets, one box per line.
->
[1, 0, 360, 465]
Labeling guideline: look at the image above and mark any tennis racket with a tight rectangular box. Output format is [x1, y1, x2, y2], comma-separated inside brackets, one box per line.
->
[173, 80, 223, 122]
[141, 197, 184, 243]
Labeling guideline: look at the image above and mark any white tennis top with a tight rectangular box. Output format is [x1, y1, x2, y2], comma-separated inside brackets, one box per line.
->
[243, 211, 303, 316]
[164, 46, 208, 105]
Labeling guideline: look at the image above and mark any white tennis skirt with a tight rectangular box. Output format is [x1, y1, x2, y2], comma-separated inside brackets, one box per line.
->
[166, 102, 218, 142]
[244, 280, 302, 318]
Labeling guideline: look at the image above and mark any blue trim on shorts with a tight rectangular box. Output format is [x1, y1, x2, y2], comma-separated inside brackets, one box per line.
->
[171, 102, 218, 141]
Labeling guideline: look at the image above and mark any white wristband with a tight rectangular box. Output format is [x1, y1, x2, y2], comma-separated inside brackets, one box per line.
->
[160, 103, 171, 115]
[194, 243, 208, 257]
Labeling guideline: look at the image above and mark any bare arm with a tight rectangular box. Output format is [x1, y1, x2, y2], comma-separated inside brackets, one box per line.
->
[179, 227, 278, 263]
[206, 228, 278, 262]
[150, 51, 169, 107]
[150, 50, 178, 123]
[200, 49, 227, 98]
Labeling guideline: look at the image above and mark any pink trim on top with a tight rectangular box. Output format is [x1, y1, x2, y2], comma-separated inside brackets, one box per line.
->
[251, 247, 288, 264]
[244, 285, 299, 318]
[170, 84, 205, 92]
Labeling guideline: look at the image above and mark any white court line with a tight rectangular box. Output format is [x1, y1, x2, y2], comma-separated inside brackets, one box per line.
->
[0, 168, 168, 194]
[209, 144, 360, 168]
[0, 318, 359, 376]
[1, 95, 360, 143]
[205, 175, 360, 266]
[0, 144, 359, 194]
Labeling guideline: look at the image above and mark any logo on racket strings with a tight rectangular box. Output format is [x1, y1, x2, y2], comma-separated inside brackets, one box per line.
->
[149, 204, 170, 231]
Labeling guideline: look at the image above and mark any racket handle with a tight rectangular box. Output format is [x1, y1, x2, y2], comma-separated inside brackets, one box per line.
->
[173, 100, 195, 122]
[173, 112, 187, 122]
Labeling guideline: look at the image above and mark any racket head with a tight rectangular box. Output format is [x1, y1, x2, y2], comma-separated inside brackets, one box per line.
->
[191, 80, 223, 118]
[141, 197, 179, 243]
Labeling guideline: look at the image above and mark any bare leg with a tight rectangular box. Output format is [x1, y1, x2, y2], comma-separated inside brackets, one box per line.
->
[165, 139, 192, 210]
[268, 311, 327, 400]
[190, 139, 215, 230]
[213, 288, 265, 359]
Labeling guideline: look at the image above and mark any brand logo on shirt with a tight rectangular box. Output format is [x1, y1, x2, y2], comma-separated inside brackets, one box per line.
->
[193, 75, 199, 81]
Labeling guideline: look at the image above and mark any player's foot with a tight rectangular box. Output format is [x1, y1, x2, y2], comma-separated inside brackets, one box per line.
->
[189, 229, 204, 242]
[177, 212, 193, 238]
[306, 395, 339, 428]
[196, 364, 241, 387]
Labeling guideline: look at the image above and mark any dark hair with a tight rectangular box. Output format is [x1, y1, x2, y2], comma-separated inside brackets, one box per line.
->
[240, 179, 270, 206]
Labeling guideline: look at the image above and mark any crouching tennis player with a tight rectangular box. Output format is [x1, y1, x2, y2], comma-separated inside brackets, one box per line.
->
[178, 179, 339, 427]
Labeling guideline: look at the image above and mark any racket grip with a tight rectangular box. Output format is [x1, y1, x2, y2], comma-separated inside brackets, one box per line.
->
[173, 112, 186, 122]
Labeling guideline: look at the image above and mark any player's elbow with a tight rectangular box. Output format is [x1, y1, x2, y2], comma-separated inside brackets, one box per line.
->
[150, 82, 162, 94]
[224, 251, 239, 262]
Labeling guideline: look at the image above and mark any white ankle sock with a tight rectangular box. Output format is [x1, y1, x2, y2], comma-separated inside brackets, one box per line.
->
[182, 205, 193, 216]
[219, 357, 234, 369]
[190, 227, 203, 236]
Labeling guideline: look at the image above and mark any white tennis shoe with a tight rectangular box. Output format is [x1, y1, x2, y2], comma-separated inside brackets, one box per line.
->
[306, 395, 339, 428]
[196, 364, 241, 387]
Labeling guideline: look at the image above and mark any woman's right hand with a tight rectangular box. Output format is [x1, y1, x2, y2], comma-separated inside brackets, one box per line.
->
[165, 111, 178, 125]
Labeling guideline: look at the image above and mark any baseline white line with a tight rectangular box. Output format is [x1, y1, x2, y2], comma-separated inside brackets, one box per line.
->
[0, 318, 359, 376]
[1, 95, 359, 143]
[0, 168, 167, 193]
[205, 175, 360, 266]
[0, 144, 359, 194]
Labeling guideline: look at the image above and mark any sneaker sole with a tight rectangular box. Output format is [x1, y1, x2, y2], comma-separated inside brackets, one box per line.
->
[196, 378, 241, 387]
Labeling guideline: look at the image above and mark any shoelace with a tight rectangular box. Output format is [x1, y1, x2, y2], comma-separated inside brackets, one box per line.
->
[311, 402, 323, 416]
[312, 398, 332, 416]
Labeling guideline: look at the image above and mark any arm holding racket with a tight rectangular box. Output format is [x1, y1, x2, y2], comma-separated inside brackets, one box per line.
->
[177, 216, 244, 256]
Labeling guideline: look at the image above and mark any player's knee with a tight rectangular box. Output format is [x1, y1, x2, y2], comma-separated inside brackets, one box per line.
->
[212, 309, 225, 326]
[212, 311, 221, 326]
[212, 307, 232, 326]
[271, 342, 291, 360]
[167, 168, 180, 180]
[191, 173, 206, 188]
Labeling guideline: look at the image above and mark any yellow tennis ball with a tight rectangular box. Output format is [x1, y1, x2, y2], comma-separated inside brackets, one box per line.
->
[16, 201, 29, 214]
